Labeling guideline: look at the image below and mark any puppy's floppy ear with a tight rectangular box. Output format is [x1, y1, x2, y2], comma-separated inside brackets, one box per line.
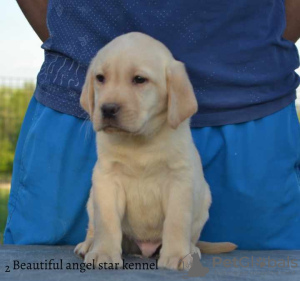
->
[166, 60, 198, 129]
[80, 58, 96, 119]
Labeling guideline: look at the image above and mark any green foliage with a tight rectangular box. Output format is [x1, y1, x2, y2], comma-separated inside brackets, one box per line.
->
[0, 81, 32, 242]
[0, 188, 9, 244]
[0, 82, 34, 180]
[0, 140, 14, 174]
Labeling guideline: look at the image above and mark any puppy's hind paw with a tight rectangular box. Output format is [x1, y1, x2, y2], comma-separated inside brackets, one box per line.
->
[74, 237, 93, 259]
[190, 244, 201, 259]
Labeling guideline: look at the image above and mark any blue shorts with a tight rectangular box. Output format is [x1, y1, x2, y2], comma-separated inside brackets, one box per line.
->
[4, 97, 300, 249]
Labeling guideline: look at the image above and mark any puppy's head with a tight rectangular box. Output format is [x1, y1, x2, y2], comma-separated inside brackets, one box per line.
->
[80, 32, 197, 136]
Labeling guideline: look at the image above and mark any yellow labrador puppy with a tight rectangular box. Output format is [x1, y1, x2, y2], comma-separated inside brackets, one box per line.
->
[75, 32, 236, 270]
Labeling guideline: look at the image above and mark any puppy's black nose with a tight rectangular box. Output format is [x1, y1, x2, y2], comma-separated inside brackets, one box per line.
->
[101, 103, 120, 118]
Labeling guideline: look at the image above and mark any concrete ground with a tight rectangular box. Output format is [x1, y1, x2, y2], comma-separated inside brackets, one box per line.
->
[0, 245, 299, 281]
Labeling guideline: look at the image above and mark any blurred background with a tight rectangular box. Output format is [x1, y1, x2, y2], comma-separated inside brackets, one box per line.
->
[0, 1, 44, 244]
[0, 1, 300, 244]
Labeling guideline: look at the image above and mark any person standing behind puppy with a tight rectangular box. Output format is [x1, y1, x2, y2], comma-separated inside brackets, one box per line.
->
[4, 0, 300, 250]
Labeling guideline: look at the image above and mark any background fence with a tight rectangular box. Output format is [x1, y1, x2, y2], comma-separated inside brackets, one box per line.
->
[0, 77, 35, 182]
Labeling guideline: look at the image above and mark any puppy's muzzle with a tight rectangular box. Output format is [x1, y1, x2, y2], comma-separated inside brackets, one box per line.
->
[101, 103, 121, 119]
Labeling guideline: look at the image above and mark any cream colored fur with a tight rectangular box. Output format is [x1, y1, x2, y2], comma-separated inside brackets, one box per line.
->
[74, 32, 237, 270]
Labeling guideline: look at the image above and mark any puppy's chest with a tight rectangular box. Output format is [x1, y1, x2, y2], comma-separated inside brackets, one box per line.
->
[121, 175, 166, 241]
[110, 149, 170, 177]
[114, 160, 170, 241]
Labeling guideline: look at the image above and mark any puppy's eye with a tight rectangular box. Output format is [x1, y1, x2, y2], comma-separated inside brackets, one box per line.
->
[96, 74, 105, 83]
[132, 76, 147, 84]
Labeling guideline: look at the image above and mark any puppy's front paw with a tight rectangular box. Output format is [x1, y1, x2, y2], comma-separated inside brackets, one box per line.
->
[84, 251, 123, 268]
[158, 254, 189, 271]
[158, 245, 201, 271]
[74, 237, 93, 258]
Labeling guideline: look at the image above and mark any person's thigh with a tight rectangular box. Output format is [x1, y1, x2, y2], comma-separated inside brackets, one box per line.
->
[192, 102, 300, 250]
[4, 97, 96, 245]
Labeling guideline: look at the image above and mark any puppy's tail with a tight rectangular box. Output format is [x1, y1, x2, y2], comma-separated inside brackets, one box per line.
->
[196, 241, 237, 254]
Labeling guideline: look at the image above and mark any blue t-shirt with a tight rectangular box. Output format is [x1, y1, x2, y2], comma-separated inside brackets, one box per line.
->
[34, 0, 300, 127]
